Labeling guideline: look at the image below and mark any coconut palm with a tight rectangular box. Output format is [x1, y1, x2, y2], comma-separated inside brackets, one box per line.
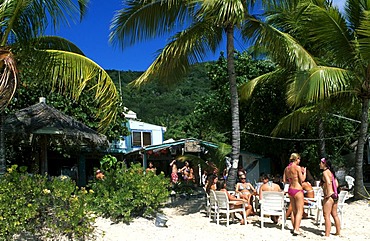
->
[110, 0, 255, 189]
[0, 0, 121, 174]
[0, 0, 119, 131]
[242, 0, 369, 198]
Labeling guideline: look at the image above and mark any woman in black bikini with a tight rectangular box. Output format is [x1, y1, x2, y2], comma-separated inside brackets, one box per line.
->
[283, 153, 306, 236]
[320, 158, 341, 237]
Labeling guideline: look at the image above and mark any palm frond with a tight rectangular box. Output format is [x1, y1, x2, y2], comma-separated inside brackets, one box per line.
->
[271, 105, 319, 136]
[0, 49, 18, 110]
[0, 0, 89, 45]
[109, 0, 193, 49]
[302, 3, 356, 66]
[200, 0, 248, 27]
[243, 18, 317, 71]
[356, 10, 370, 61]
[130, 20, 223, 86]
[239, 68, 283, 101]
[29, 36, 85, 55]
[345, 0, 365, 31]
[35, 50, 119, 133]
[287, 66, 351, 107]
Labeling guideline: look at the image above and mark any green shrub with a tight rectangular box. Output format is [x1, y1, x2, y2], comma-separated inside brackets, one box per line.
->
[0, 165, 95, 240]
[88, 162, 170, 223]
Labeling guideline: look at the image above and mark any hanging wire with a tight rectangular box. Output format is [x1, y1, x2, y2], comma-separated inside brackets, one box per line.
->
[240, 131, 354, 142]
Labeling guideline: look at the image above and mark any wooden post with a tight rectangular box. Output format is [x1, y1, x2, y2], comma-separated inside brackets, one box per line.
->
[40, 135, 48, 175]
[78, 154, 86, 187]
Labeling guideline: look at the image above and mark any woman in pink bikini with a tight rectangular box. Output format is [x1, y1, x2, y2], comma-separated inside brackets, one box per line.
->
[320, 158, 340, 237]
[283, 153, 306, 236]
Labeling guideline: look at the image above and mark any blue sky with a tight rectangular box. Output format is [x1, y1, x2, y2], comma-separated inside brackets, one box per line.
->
[52, 0, 346, 71]
[53, 0, 229, 71]
[53, 0, 158, 71]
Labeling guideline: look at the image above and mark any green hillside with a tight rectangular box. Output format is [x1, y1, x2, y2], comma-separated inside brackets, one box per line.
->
[106, 62, 211, 126]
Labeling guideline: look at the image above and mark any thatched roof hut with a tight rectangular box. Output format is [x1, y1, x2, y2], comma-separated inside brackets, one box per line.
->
[4, 97, 108, 180]
[4, 97, 108, 146]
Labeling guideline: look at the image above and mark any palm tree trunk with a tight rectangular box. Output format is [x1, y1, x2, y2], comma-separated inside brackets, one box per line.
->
[318, 117, 326, 158]
[354, 97, 369, 199]
[225, 25, 241, 191]
[0, 113, 5, 174]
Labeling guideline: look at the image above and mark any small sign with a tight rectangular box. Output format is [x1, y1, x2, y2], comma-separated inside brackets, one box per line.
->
[184, 140, 201, 152]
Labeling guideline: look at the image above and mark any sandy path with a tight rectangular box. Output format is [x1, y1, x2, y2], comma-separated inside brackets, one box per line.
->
[93, 194, 370, 241]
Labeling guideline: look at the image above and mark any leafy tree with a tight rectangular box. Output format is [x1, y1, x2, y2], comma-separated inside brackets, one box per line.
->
[107, 63, 211, 125]
[0, 0, 121, 173]
[7, 68, 128, 140]
[242, 0, 369, 198]
[110, 0, 258, 190]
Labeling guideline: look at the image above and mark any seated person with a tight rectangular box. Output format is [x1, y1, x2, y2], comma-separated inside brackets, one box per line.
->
[205, 174, 218, 194]
[235, 174, 256, 203]
[302, 181, 314, 199]
[217, 179, 253, 225]
[259, 174, 282, 223]
[237, 168, 247, 180]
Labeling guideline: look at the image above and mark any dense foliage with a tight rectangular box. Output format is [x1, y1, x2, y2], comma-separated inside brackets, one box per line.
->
[88, 157, 170, 223]
[0, 161, 171, 239]
[0, 165, 94, 240]
[7, 66, 128, 140]
[3, 65, 128, 169]
[114, 52, 358, 178]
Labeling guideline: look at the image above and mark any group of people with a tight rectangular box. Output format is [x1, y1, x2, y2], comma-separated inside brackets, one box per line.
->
[170, 160, 196, 186]
[284, 153, 341, 237]
[202, 152, 341, 237]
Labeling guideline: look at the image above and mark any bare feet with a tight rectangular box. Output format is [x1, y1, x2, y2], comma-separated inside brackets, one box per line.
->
[292, 230, 306, 237]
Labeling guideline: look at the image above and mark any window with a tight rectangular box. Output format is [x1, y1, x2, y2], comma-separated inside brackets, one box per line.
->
[132, 131, 152, 147]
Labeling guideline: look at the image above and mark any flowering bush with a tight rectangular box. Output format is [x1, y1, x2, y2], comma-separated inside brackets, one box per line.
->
[0, 165, 94, 240]
[88, 162, 170, 223]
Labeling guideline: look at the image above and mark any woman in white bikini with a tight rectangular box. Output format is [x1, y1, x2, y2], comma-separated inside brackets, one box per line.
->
[235, 174, 256, 206]
[218, 179, 253, 225]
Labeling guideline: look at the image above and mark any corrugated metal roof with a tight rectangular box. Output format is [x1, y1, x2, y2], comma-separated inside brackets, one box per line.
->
[124, 138, 218, 155]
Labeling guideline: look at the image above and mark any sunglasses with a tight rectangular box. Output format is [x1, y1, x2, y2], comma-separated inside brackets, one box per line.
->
[240, 178, 246, 180]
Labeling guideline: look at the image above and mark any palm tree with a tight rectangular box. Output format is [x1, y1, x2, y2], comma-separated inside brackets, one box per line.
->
[242, 0, 369, 199]
[0, 0, 120, 174]
[110, 0, 255, 190]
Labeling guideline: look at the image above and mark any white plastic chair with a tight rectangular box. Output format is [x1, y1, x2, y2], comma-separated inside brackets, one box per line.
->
[337, 190, 349, 228]
[205, 191, 211, 217]
[214, 191, 247, 227]
[260, 191, 286, 230]
[304, 187, 323, 216]
[209, 190, 218, 222]
[345, 176, 355, 190]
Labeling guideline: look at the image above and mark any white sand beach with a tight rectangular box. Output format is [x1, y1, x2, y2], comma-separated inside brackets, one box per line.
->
[93, 194, 370, 241]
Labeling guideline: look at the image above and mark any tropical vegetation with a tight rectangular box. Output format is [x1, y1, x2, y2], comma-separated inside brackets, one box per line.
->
[87, 157, 170, 223]
[109, 0, 256, 190]
[0, 0, 121, 173]
[0, 165, 94, 240]
[241, 0, 370, 198]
